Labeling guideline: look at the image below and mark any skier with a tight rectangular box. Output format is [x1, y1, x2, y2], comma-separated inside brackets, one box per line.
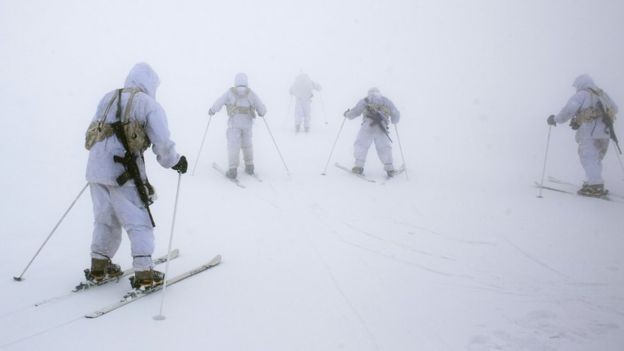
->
[208, 72, 267, 179]
[289, 73, 321, 133]
[84, 62, 187, 289]
[547, 74, 619, 197]
[344, 87, 401, 177]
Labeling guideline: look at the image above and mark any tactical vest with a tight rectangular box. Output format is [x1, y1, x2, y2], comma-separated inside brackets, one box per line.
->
[85, 88, 151, 152]
[575, 88, 616, 124]
[226, 87, 256, 118]
[364, 98, 390, 123]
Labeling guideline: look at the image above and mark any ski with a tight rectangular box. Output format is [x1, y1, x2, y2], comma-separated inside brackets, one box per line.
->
[85, 254, 222, 319]
[535, 182, 575, 195]
[335, 163, 376, 183]
[547, 176, 576, 187]
[534, 182, 617, 202]
[212, 163, 246, 188]
[386, 165, 406, 180]
[248, 173, 263, 182]
[548, 176, 624, 200]
[34, 250, 180, 307]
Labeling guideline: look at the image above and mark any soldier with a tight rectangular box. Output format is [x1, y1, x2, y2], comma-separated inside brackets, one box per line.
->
[547, 74, 619, 197]
[209, 73, 267, 179]
[344, 87, 400, 177]
[289, 73, 321, 133]
[85, 62, 187, 289]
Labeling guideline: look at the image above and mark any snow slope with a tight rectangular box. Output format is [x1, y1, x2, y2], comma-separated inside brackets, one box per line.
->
[1, 1, 624, 350]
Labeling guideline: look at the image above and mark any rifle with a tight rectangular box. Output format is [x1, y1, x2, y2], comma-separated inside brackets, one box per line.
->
[365, 106, 392, 142]
[111, 89, 156, 227]
[597, 100, 622, 154]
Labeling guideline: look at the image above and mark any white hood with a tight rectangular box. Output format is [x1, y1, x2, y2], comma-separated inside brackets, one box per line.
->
[368, 87, 381, 98]
[235, 72, 248, 87]
[124, 62, 160, 98]
[573, 74, 598, 92]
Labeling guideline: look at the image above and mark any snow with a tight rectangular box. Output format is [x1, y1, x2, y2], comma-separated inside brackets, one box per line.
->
[1, 0, 624, 350]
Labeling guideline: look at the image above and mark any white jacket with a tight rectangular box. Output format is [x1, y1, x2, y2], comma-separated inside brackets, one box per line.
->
[346, 89, 400, 126]
[86, 63, 180, 185]
[210, 73, 267, 129]
[555, 74, 619, 140]
[289, 73, 321, 100]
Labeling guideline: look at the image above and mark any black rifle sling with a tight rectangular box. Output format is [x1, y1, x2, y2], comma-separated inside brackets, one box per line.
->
[365, 98, 392, 142]
[111, 89, 156, 227]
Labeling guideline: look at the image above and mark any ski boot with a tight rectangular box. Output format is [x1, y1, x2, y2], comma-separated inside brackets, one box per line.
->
[226, 168, 237, 179]
[86, 258, 122, 283]
[245, 164, 255, 175]
[130, 269, 165, 290]
[352, 166, 364, 175]
[386, 169, 396, 178]
[577, 183, 608, 197]
[304, 126, 310, 133]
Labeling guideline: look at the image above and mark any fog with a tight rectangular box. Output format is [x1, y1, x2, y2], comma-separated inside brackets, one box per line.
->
[1, 1, 623, 350]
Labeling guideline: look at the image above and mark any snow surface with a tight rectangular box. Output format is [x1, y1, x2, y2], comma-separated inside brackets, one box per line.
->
[1, 0, 624, 350]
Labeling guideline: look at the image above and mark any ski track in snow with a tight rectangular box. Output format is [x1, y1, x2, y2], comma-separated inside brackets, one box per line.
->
[499, 234, 572, 280]
[0, 316, 83, 349]
[282, 186, 381, 351]
[341, 221, 457, 262]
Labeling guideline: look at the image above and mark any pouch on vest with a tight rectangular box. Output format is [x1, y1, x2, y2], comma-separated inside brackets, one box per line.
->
[85, 88, 151, 152]
[226, 87, 257, 118]
[575, 88, 616, 125]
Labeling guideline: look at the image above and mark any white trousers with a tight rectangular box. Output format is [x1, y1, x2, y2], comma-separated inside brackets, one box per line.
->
[227, 126, 254, 169]
[89, 183, 154, 271]
[577, 138, 609, 185]
[353, 123, 394, 171]
[294, 98, 312, 129]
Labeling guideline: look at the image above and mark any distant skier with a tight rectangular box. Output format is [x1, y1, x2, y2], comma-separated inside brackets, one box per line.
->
[84, 62, 187, 289]
[344, 87, 400, 177]
[209, 73, 267, 179]
[547, 74, 619, 197]
[289, 73, 321, 133]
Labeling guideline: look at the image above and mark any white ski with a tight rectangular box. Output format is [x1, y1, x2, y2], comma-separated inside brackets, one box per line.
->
[534, 181, 619, 202]
[85, 254, 222, 319]
[212, 163, 245, 188]
[33, 250, 180, 307]
[385, 165, 406, 180]
[548, 176, 624, 200]
[334, 163, 376, 183]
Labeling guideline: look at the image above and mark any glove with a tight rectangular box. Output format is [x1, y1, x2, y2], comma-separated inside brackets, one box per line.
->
[343, 109, 350, 118]
[546, 115, 556, 126]
[569, 118, 580, 130]
[172, 156, 188, 174]
[208, 109, 215, 116]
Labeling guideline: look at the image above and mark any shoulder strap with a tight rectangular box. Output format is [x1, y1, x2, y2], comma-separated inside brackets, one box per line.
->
[99, 90, 121, 123]
[122, 88, 141, 123]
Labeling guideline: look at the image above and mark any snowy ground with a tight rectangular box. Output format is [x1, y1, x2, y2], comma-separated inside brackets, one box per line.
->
[2, 1, 624, 350]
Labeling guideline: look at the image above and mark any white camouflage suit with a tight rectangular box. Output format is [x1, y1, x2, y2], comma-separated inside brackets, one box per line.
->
[289, 73, 321, 132]
[345, 88, 400, 171]
[553, 74, 619, 186]
[209, 73, 267, 170]
[86, 63, 181, 271]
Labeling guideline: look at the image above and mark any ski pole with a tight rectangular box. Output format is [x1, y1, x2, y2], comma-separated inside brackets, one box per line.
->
[394, 124, 409, 180]
[261, 116, 290, 175]
[191, 113, 213, 176]
[154, 173, 183, 321]
[613, 145, 624, 181]
[13, 183, 89, 281]
[321, 117, 347, 175]
[537, 125, 553, 198]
